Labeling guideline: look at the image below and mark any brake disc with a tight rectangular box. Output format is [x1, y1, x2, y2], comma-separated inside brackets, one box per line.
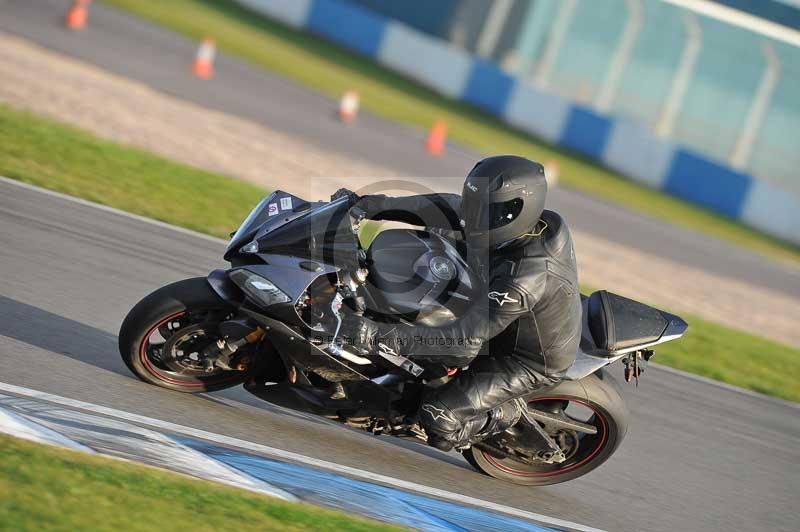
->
[161, 323, 219, 375]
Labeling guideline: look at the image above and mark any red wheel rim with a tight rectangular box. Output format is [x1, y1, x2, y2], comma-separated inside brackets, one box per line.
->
[481, 396, 609, 477]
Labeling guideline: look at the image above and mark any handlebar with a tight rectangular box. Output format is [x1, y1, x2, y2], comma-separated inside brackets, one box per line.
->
[349, 205, 366, 230]
[348, 206, 367, 258]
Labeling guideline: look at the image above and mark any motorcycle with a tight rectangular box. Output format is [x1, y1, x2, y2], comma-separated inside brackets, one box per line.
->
[119, 190, 687, 486]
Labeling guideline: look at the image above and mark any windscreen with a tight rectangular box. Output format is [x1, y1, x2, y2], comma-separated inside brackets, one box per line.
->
[230, 195, 274, 245]
[226, 191, 314, 256]
[253, 196, 358, 266]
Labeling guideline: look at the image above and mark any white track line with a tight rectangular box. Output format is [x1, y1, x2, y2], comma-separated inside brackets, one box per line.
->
[0, 396, 296, 501]
[0, 407, 94, 452]
[2, 175, 797, 407]
[0, 381, 600, 532]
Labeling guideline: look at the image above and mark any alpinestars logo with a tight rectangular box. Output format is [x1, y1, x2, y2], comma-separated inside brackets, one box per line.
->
[377, 343, 396, 356]
[488, 291, 519, 307]
[421, 404, 456, 424]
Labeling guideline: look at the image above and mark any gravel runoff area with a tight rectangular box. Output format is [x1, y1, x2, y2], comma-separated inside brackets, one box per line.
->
[2, 32, 798, 347]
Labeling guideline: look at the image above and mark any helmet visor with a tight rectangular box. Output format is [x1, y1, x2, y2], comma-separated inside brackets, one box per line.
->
[489, 198, 524, 229]
[463, 197, 524, 235]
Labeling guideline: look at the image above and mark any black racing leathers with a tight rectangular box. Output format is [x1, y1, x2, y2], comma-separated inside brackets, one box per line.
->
[354, 193, 582, 447]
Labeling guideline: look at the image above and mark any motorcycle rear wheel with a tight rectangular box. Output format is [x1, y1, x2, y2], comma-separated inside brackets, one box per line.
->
[462, 370, 628, 486]
[119, 277, 253, 393]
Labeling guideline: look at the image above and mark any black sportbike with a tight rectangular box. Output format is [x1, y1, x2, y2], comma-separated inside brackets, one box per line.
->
[120, 190, 687, 485]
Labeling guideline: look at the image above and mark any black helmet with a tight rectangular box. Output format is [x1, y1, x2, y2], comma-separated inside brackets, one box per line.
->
[461, 155, 547, 249]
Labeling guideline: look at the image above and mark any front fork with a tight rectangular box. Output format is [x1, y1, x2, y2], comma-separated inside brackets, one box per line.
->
[201, 326, 265, 372]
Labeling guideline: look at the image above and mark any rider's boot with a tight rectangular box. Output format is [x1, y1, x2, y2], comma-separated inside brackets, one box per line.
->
[425, 398, 525, 451]
[473, 397, 526, 442]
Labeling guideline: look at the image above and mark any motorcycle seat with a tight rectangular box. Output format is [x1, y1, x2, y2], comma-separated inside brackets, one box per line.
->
[587, 290, 669, 352]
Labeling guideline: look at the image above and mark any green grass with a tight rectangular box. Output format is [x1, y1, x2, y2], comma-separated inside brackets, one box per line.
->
[653, 315, 800, 402]
[0, 435, 398, 531]
[1, 104, 797, 402]
[99, 0, 800, 265]
[0, 104, 265, 239]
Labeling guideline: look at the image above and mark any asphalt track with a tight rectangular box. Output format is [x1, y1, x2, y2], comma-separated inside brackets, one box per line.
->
[1, 0, 799, 300]
[1, 179, 798, 531]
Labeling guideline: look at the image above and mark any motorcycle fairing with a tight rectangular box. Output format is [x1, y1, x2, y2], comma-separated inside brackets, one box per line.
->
[251, 195, 360, 268]
[207, 268, 244, 304]
[225, 190, 316, 260]
[235, 255, 338, 305]
[244, 378, 402, 418]
[565, 295, 688, 380]
[240, 310, 370, 382]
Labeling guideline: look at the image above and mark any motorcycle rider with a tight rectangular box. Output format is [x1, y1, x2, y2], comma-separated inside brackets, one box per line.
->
[335, 155, 582, 451]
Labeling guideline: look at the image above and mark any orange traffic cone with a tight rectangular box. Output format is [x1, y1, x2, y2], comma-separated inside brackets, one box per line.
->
[192, 38, 216, 80]
[338, 90, 360, 122]
[65, 0, 91, 31]
[425, 119, 447, 155]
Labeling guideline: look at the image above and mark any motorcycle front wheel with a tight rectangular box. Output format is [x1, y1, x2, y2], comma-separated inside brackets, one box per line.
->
[119, 277, 255, 393]
[463, 370, 628, 486]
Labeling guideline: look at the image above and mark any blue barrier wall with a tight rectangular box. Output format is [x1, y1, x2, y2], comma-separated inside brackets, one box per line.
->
[233, 0, 800, 245]
[560, 107, 613, 161]
[306, 0, 387, 57]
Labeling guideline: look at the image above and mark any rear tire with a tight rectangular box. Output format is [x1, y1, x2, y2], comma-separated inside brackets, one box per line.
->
[463, 370, 628, 486]
[119, 277, 251, 393]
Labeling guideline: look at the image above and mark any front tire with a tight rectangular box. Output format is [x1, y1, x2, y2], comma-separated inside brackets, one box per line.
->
[463, 370, 628, 486]
[119, 277, 251, 393]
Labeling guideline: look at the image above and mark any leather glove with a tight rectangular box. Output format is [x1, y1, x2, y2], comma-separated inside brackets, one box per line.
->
[339, 313, 378, 351]
[339, 314, 403, 354]
[331, 188, 360, 205]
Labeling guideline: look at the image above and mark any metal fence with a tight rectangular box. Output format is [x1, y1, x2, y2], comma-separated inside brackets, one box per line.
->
[352, 0, 800, 200]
